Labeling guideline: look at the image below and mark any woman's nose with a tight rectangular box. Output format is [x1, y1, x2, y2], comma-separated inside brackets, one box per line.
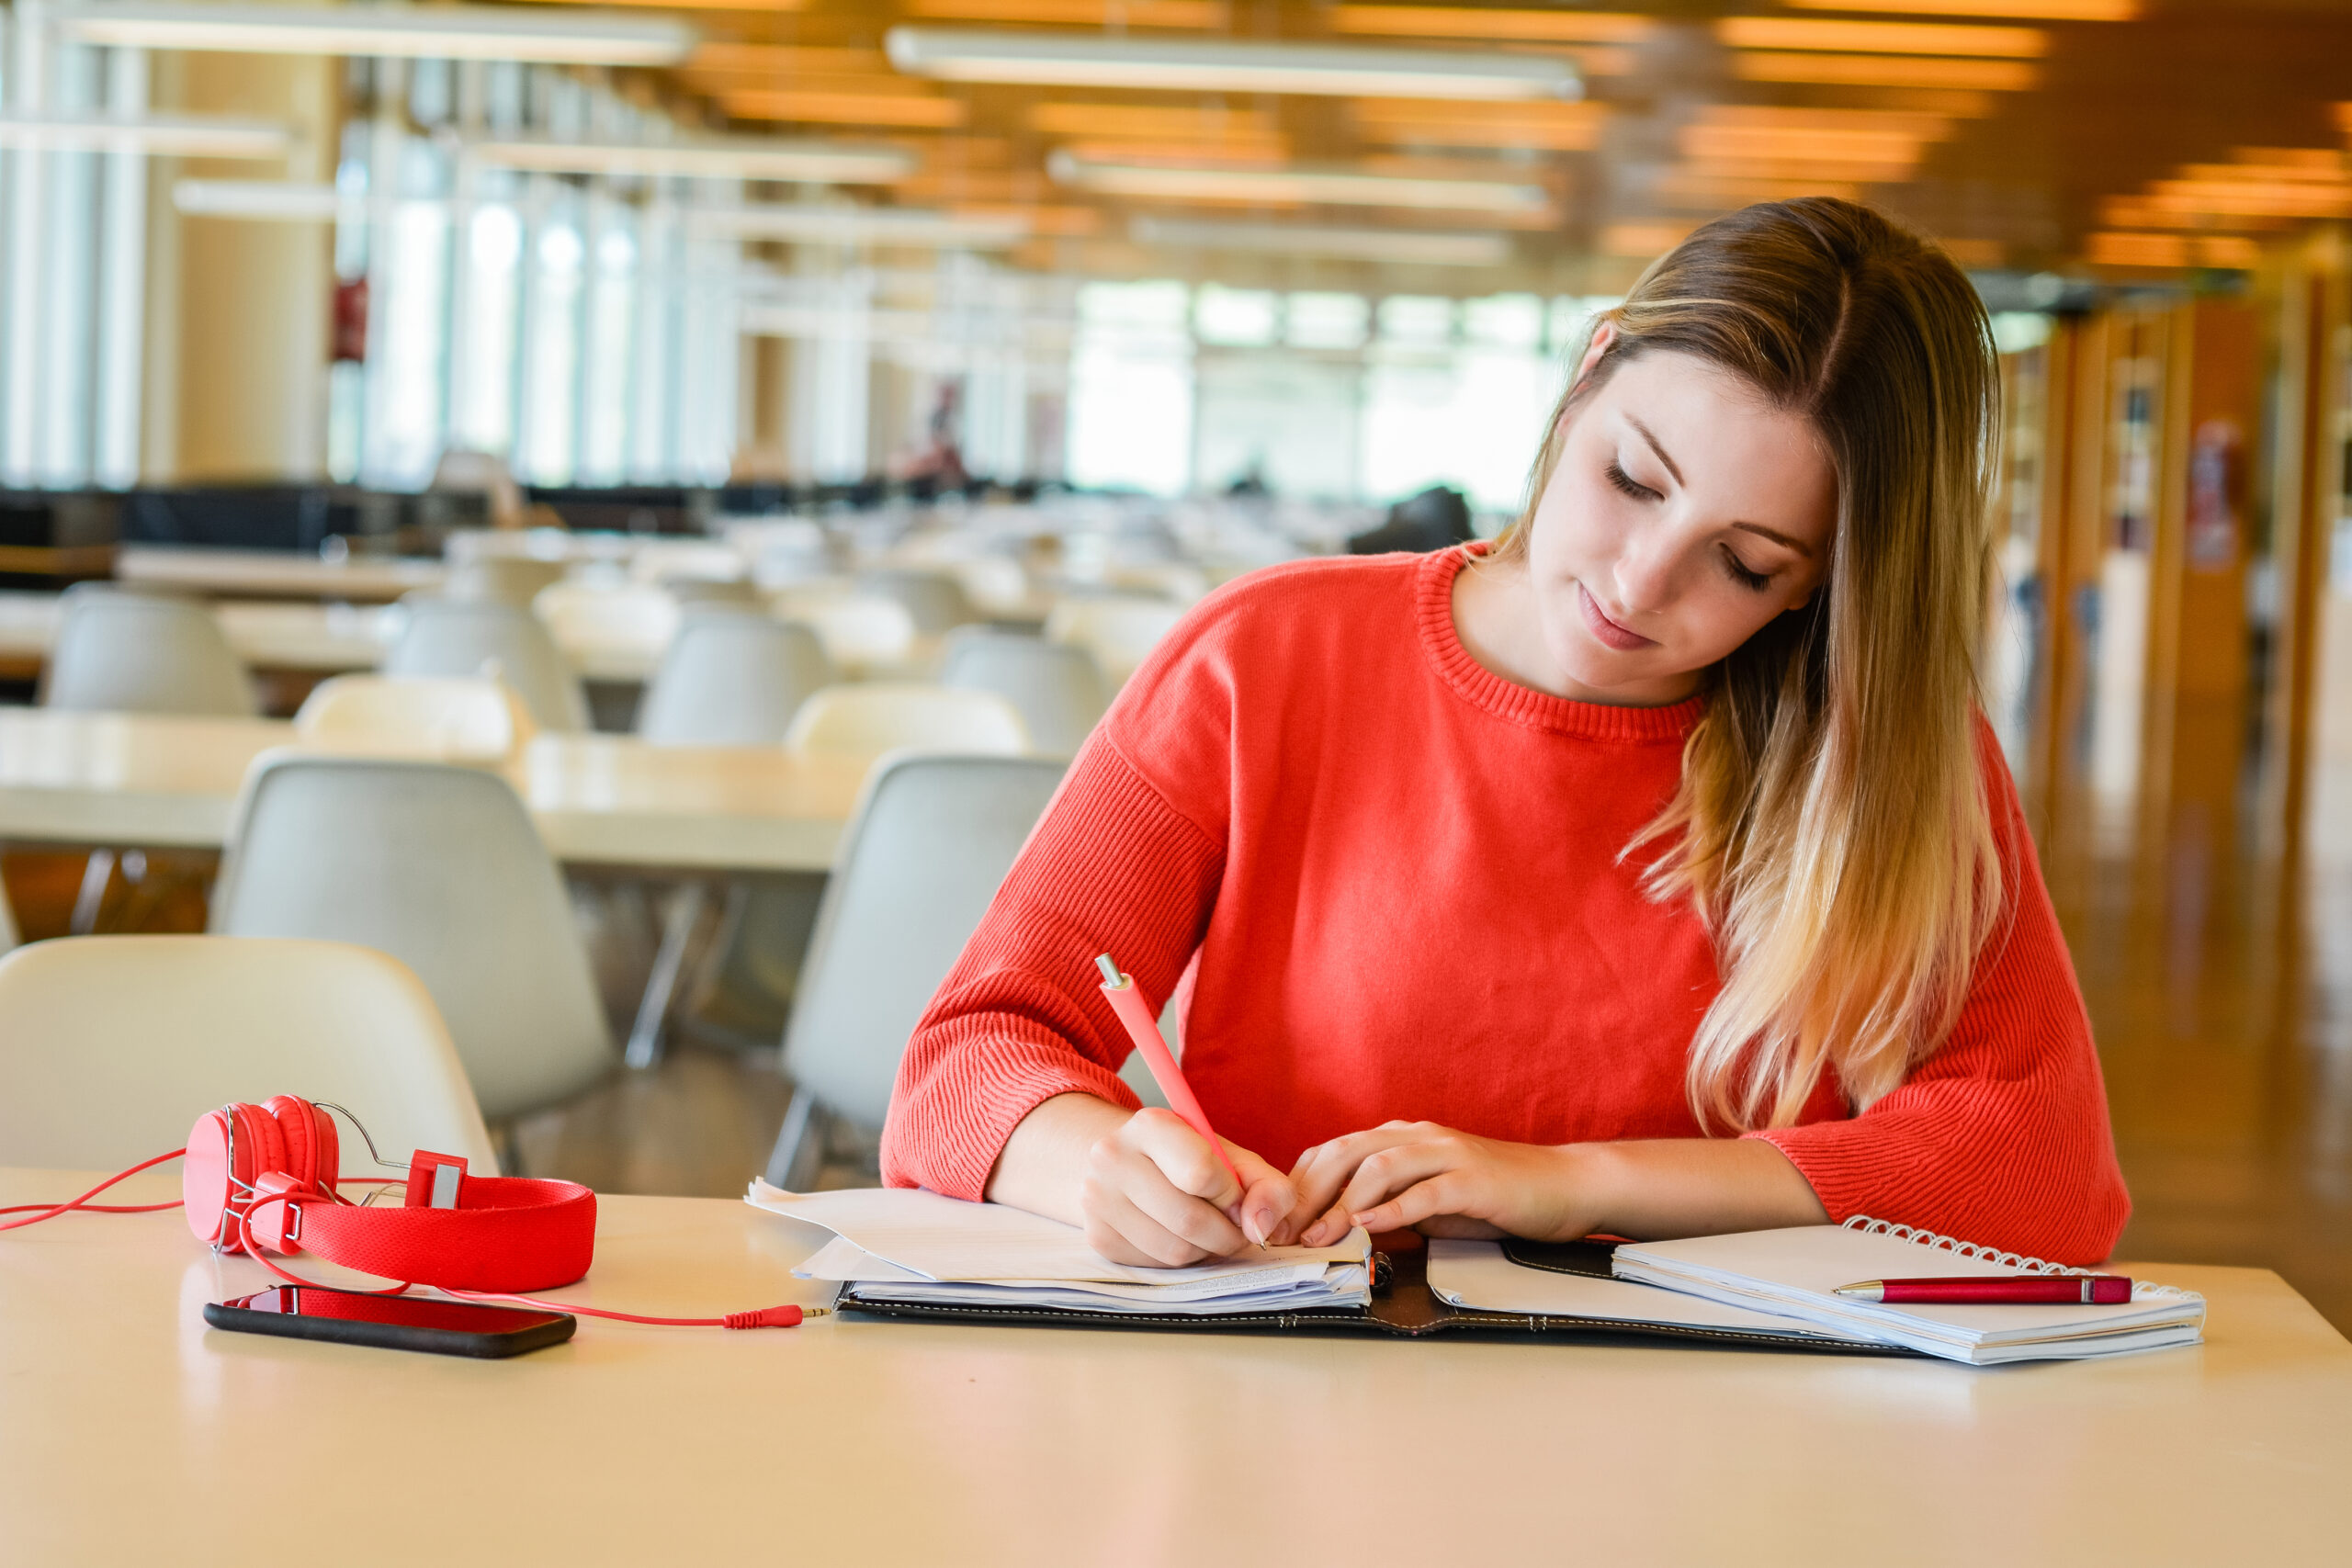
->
[1611, 526, 1681, 614]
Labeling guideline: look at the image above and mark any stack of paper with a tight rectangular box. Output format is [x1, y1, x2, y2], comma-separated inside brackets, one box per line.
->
[747, 1181, 1374, 1315]
[1612, 1227, 2207, 1365]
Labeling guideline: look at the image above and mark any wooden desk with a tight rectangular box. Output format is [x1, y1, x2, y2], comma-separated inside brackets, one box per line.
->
[115, 546, 446, 603]
[1, 1169, 2345, 1567]
[0, 709, 866, 873]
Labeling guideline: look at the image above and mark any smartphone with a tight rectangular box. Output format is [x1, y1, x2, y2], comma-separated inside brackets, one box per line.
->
[204, 1287, 575, 1359]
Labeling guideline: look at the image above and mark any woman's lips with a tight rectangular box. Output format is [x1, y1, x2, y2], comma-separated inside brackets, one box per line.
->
[1577, 581, 1657, 651]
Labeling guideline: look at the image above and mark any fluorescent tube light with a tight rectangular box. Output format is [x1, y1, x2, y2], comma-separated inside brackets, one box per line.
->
[1716, 17, 2046, 57]
[174, 178, 352, 220]
[59, 3, 696, 65]
[470, 136, 915, 183]
[887, 27, 1580, 100]
[1051, 152, 1548, 212]
[691, 204, 1033, 247]
[0, 111, 290, 157]
[1130, 215, 1510, 265]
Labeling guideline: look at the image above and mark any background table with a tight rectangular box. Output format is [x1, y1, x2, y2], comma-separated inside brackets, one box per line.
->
[0, 708, 865, 873]
[0, 1168, 2345, 1567]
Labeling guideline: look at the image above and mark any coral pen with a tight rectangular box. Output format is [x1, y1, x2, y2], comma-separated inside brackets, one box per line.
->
[1095, 953, 1261, 1244]
[1834, 1275, 2134, 1305]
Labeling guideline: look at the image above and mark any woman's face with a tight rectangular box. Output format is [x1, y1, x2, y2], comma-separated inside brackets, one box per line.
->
[1522, 344, 1838, 706]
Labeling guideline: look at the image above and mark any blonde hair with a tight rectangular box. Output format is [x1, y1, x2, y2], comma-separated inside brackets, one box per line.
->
[1498, 197, 2004, 1130]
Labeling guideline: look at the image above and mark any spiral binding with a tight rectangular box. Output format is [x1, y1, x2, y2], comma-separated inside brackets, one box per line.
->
[1842, 1216, 2202, 1304]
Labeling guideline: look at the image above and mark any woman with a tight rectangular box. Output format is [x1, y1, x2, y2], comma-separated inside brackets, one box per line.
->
[881, 198, 2131, 1269]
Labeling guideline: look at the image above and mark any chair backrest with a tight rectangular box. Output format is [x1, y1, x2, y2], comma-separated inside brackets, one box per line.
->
[293, 674, 536, 762]
[856, 567, 977, 634]
[531, 581, 682, 665]
[637, 610, 834, 747]
[384, 597, 590, 733]
[768, 588, 918, 671]
[783, 682, 1031, 766]
[1043, 594, 1188, 687]
[209, 755, 613, 1123]
[0, 935, 497, 1171]
[441, 555, 566, 608]
[40, 587, 257, 716]
[940, 629, 1108, 757]
[784, 754, 1068, 1129]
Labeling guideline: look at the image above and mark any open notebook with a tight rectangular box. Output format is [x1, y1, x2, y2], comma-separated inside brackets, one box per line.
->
[1611, 1220, 2207, 1365]
[747, 1182, 1374, 1315]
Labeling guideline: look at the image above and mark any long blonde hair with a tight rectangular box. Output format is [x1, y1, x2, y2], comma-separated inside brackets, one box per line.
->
[1499, 197, 2004, 1130]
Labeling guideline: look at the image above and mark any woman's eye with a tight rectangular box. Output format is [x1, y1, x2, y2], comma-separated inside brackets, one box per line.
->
[1604, 460, 1658, 502]
[1721, 548, 1772, 592]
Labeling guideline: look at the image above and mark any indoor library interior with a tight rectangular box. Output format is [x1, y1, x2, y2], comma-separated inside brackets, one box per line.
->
[1, 1, 2348, 1562]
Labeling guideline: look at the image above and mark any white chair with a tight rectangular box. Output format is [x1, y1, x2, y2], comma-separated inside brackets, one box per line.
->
[293, 674, 536, 762]
[385, 598, 590, 733]
[1044, 594, 1189, 687]
[765, 753, 1069, 1187]
[767, 587, 918, 672]
[40, 587, 257, 716]
[0, 884, 17, 955]
[532, 581, 683, 669]
[856, 568, 977, 634]
[941, 630, 1108, 757]
[784, 683, 1031, 765]
[628, 539, 747, 587]
[209, 754, 615, 1126]
[441, 555, 566, 608]
[0, 936, 497, 1172]
[638, 611, 833, 747]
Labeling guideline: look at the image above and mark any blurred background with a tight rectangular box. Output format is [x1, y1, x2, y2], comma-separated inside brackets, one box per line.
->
[0, 1, 2346, 1327]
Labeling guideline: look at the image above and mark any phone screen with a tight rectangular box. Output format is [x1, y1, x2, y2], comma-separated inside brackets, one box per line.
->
[206, 1287, 575, 1357]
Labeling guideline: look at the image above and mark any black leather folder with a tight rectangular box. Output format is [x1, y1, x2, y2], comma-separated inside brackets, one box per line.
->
[834, 1238, 1915, 1356]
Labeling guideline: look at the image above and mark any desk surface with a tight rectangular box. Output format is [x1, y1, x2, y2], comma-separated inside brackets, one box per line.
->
[1, 1170, 2345, 1568]
[0, 708, 865, 872]
[115, 546, 447, 602]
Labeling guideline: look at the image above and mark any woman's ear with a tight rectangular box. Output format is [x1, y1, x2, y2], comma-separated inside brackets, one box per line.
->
[1572, 321, 1617, 391]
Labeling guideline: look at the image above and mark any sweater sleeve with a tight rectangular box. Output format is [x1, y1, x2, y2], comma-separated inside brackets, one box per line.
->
[878, 733, 1227, 1200]
[1750, 728, 2132, 1265]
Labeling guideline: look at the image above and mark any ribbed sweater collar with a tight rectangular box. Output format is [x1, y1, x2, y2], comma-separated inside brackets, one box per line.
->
[1417, 543, 1705, 743]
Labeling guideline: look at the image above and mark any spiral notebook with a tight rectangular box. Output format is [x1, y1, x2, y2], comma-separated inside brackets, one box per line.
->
[1610, 1220, 2208, 1365]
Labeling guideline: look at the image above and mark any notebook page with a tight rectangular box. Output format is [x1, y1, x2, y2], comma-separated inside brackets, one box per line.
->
[748, 1180, 1371, 1285]
[1425, 1240, 1855, 1340]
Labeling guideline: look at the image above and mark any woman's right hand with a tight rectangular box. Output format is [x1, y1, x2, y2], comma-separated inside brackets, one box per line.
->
[987, 1093, 1297, 1268]
[1079, 1108, 1298, 1267]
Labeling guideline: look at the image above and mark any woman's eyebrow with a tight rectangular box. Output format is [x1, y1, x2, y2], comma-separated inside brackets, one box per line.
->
[1732, 522, 1814, 558]
[1623, 414, 1683, 485]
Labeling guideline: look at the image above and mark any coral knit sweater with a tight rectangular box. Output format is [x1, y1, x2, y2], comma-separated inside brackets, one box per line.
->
[882, 546, 2132, 1265]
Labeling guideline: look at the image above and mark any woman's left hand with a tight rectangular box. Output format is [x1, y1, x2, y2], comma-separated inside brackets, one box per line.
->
[1283, 1122, 1599, 1247]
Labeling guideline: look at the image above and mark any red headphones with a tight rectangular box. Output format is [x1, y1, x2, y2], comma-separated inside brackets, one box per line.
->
[184, 1095, 595, 1294]
[4, 1096, 816, 1330]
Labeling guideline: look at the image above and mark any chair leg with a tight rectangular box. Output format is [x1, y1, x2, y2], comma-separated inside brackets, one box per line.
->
[67, 850, 116, 935]
[763, 1089, 825, 1191]
[624, 881, 707, 1070]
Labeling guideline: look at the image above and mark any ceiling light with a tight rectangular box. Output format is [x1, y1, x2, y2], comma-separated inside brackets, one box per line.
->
[902, 0, 1228, 24]
[469, 136, 914, 183]
[1717, 17, 2046, 55]
[1130, 214, 1510, 265]
[690, 204, 1032, 247]
[0, 111, 290, 157]
[1051, 152, 1549, 211]
[1328, 6, 1654, 44]
[719, 90, 967, 130]
[1351, 98, 1603, 152]
[173, 178, 350, 219]
[60, 2, 695, 63]
[886, 27, 1580, 100]
[1781, 0, 2133, 17]
[2086, 231, 2258, 270]
[1732, 52, 2037, 89]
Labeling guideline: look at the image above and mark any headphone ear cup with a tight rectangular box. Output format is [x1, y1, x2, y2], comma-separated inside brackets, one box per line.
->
[182, 1109, 236, 1247]
[264, 1095, 325, 1192]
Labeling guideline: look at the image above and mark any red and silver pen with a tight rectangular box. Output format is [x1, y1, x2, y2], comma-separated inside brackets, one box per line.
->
[1095, 952, 1262, 1247]
[1834, 1275, 2133, 1305]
